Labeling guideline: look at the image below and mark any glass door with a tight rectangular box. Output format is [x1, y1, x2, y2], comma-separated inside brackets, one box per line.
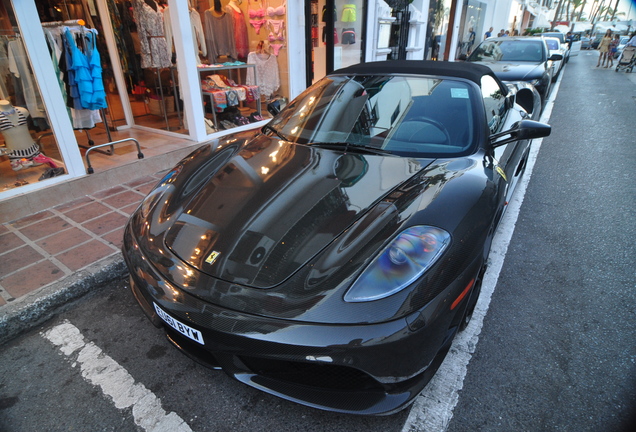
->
[307, 0, 366, 86]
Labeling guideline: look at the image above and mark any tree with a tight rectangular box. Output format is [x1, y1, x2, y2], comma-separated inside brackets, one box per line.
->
[551, 0, 566, 29]
[610, 0, 620, 20]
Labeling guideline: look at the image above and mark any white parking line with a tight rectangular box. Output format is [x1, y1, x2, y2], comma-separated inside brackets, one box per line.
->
[42, 320, 192, 432]
[402, 73, 562, 431]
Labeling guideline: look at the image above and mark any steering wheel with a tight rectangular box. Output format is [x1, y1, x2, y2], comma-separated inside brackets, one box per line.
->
[408, 117, 452, 145]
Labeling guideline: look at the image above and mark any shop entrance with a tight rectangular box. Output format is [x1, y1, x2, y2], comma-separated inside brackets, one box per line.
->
[306, 0, 367, 86]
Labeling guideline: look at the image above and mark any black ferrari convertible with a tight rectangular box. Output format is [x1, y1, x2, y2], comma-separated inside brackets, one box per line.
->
[122, 60, 550, 415]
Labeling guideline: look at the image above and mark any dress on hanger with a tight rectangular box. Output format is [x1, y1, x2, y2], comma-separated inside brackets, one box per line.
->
[131, 0, 172, 68]
[246, 51, 279, 99]
[227, 4, 249, 58]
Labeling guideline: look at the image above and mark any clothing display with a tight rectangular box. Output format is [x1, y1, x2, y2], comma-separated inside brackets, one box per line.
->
[266, 17, 285, 56]
[0, 37, 11, 100]
[249, 0, 266, 18]
[227, 4, 249, 59]
[0, 101, 50, 171]
[322, 26, 339, 44]
[266, 1, 286, 17]
[164, 6, 207, 64]
[6, 40, 46, 121]
[341, 4, 357, 22]
[0, 109, 28, 131]
[64, 28, 108, 111]
[131, 0, 172, 68]
[322, 5, 337, 22]
[39, 23, 107, 130]
[342, 28, 356, 45]
[202, 73, 259, 112]
[204, 10, 238, 62]
[246, 51, 279, 99]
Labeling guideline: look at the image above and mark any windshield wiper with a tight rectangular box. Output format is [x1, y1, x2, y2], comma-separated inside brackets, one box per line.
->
[311, 142, 393, 156]
[262, 124, 290, 141]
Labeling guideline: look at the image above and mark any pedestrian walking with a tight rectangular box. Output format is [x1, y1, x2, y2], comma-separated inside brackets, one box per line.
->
[467, 27, 476, 54]
[484, 26, 493, 40]
[607, 34, 620, 68]
[596, 29, 612, 67]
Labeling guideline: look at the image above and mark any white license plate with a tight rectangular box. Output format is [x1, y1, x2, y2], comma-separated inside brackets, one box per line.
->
[154, 303, 205, 345]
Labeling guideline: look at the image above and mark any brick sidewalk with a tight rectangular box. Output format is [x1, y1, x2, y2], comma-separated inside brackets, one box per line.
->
[0, 172, 163, 307]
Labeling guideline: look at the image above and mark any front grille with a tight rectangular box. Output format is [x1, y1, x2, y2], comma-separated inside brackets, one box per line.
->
[238, 355, 384, 392]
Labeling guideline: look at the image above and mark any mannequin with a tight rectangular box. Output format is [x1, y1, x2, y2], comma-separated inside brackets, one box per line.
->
[0, 99, 57, 171]
[227, 0, 242, 12]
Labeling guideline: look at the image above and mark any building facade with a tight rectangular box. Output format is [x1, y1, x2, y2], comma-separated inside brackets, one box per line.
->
[1, 0, 526, 215]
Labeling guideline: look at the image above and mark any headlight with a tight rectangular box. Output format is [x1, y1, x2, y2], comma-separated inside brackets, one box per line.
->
[344, 226, 451, 302]
[529, 78, 542, 86]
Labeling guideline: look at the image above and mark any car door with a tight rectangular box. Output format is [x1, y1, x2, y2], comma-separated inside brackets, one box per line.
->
[480, 75, 524, 209]
[569, 34, 582, 57]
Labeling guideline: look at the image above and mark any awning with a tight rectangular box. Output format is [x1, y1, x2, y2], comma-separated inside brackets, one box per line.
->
[572, 22, 592, 33]
[534, 15, 550, 28]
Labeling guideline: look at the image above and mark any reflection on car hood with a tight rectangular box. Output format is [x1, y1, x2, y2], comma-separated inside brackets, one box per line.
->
[472, 61, 545, 81]
[163, 134, 429, 288]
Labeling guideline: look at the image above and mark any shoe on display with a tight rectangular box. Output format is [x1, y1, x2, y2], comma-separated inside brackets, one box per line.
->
[38, 167, 66, 181]
[32, 154, 58, 168]
[10, 158, 34, 171]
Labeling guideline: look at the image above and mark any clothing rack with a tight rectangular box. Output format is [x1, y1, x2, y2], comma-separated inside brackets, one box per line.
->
[41, 19, 114, 152]
[41, 19, 86, 27]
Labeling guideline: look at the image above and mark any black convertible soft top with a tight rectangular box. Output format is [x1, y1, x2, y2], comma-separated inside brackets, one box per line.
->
[333, 60, 505, 92]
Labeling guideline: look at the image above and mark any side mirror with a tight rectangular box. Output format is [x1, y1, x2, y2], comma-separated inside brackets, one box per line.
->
[267, 97, 288, 116]
[490, 119, 551, 148]
[549, 53, 563, 61]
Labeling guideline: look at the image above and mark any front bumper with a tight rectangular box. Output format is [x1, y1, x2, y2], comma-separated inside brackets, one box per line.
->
[123, 226, 458, 415]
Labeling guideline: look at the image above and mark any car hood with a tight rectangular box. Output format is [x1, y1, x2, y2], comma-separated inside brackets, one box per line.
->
[161, 134, 430, 289]
[472, 61, 545, 81]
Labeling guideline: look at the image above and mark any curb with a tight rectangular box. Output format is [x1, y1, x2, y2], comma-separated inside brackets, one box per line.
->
[0, 254, 128, 345]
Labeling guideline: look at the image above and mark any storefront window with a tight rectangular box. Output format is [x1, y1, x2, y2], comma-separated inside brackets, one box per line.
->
[1, 1, 67, 192]
[457, 0, 487, 59]
[193, 0, 289, 133]
[308, 0, 366, 84]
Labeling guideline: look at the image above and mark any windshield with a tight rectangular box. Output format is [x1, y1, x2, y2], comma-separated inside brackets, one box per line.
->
[545, 39, 559, 50]
[265, 75, 477, 158]
[469, 40, 545, 62]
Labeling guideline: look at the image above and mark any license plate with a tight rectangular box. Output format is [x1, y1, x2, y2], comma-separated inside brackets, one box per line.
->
[153, 303, 205, 345]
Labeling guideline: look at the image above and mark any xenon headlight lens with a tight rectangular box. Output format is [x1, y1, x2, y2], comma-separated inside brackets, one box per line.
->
[344, 226, 451, 302]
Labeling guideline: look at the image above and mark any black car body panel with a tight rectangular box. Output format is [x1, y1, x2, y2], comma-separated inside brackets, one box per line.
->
[123, 60, 550, 415]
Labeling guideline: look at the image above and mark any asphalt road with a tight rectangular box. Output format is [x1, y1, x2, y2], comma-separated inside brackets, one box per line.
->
[445, 49, 636, 431]
[1, 50, 635, 432]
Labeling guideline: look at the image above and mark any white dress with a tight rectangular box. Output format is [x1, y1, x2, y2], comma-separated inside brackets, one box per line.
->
[246, 52, 280, 99]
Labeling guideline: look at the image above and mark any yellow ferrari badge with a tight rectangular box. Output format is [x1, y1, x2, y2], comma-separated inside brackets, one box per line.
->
[205, 251, 221, 265]
[495, 166, 508, 182]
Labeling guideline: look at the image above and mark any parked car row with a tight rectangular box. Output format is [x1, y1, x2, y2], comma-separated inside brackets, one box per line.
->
[464, 36, 563, 109]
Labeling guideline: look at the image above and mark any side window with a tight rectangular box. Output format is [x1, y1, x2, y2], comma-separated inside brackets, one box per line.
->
[481, 75, 507, 133]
